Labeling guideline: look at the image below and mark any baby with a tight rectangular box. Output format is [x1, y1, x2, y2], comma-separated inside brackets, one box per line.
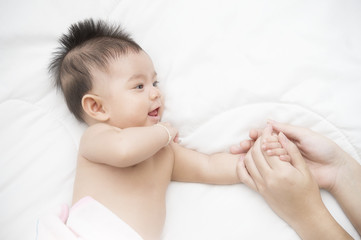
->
[49, 19, 244, 240]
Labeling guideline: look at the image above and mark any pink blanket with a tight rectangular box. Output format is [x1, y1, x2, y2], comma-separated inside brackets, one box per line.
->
[36, 197, 143, 240]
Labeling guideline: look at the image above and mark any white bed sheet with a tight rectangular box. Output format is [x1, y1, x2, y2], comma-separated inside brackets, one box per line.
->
[1, 0, 361, 239]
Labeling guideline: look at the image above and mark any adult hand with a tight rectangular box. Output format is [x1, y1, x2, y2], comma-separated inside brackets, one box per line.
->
[237, 125, 353, 240]
[270, 121, 361, 236]
[238, 125, 322, 216]
[267, 120, 350, 192]
[232, 120, 355, 192]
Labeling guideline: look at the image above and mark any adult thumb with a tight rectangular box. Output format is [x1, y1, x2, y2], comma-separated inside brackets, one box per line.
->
[269, 120, 303, 142]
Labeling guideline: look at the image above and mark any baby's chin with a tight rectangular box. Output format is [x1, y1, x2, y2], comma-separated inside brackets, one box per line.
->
[147, 115, 161, 125]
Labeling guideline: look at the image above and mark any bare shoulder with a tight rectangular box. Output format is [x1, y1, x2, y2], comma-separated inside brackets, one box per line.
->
[80, 123, 119, 145]
[79, 123, 120, 157]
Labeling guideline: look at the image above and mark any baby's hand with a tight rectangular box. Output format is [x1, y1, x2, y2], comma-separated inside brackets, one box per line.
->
[230, 128, 266, 154]
[262, 133, 291, 162]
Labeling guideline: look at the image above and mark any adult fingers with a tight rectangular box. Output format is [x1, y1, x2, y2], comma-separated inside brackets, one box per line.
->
[278, 132, 307, 171]
[279, 154, 291, 162]
[244, 149, 266, 191]
[237, 155, 257, 191]
[249, 138, 272, 179]
[268, 120, 306, 142]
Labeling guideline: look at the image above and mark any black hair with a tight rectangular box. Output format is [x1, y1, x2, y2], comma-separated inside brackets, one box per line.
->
[49, 18, 142, 122]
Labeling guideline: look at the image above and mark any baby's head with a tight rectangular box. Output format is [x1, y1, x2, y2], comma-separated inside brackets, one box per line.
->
[50, 19, 163, 127]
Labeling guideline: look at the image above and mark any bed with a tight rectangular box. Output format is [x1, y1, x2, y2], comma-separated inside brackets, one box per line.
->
[1, 0, 360, 239]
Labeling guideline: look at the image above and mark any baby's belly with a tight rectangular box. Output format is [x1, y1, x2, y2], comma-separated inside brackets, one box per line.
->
[101, 189, 167, 240]
[72, 158, 171, 240]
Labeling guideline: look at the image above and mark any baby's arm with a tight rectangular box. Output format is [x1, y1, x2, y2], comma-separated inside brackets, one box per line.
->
[79, 122, 177, 167]
[171, 143, 241, 184]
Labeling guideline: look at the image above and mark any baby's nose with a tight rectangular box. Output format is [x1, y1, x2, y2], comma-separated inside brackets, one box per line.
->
[150, 87, 161, 99]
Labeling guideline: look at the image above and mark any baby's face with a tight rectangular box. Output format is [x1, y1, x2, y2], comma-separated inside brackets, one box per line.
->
[91, 51, 164, 128]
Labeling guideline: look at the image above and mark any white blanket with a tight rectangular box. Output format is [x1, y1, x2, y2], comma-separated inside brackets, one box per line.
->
[1, 0, 360, 239]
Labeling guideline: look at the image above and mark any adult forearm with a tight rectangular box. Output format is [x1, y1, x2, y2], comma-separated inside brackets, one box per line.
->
[332, 155, 361, 235]
[289, 201, 353, 240]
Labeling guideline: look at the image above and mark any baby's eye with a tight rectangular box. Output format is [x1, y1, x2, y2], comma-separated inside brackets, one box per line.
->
[153, 81, 159, 87]
[135, 84, 144, 89]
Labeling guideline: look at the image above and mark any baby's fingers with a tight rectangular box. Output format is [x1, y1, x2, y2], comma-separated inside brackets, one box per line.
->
[262, 135, 279, 143]
[262, 142, 282, 151]
[265, 148, 288, 156]
[249, 128, 263, 141]
[265, 148, 291, 162]
[230, 140, 254, 154]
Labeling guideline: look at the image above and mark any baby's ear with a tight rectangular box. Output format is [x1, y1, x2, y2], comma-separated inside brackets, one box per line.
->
[81, 94, 109, 122]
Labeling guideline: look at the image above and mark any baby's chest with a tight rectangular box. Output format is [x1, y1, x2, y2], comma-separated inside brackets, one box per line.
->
[80, 147, 174, 196]
[135, 150, 174, 185]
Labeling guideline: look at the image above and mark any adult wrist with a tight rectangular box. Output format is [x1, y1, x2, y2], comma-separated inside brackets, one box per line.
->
[331, 155, 361, 197]
[290, 201, 351, 240]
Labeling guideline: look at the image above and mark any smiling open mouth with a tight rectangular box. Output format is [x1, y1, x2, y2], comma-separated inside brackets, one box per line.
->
[148, 108, 159, 117]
